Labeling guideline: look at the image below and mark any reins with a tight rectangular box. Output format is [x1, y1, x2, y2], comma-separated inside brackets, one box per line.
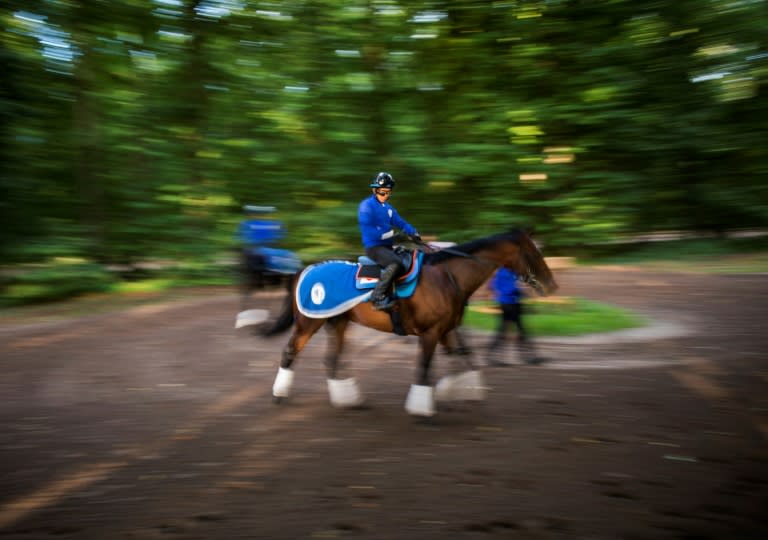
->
[409, 237, 496, 267]
[410, 235, 543, 292]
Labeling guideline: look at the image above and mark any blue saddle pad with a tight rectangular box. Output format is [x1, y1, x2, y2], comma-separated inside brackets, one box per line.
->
[296, 252, 423, 318]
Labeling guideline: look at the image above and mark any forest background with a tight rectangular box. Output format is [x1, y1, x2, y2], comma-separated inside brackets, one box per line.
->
[1, 0, 767, 302]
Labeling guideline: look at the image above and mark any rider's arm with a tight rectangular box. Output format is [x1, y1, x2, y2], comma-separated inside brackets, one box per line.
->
[390, 207, 417, 237]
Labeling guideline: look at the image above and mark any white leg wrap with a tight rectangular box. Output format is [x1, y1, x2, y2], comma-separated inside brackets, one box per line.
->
[439, 370, 486, 401]
[272, 367, 295, 398]
[435, 374, 457, 402]
[327, 378, 364, 408]
[405, 384, 435, 417]
[235, 309, 269, 328]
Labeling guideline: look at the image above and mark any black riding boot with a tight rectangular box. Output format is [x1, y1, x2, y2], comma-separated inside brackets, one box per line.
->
[371, 263, 401, 311]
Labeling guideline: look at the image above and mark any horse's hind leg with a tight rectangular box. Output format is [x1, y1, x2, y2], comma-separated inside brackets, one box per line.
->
[324, 316, 364, 408]
[272, 315, 325, 402]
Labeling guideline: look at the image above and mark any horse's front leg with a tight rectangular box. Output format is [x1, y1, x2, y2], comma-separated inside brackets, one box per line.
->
[441, 328, 477, 371]
[435, 327, 487, 404]
[404, 330, 440, 417]
[324, 316, 364, 408]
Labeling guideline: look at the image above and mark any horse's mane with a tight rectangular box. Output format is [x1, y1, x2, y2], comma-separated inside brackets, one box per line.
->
[423, 228, 525, 265]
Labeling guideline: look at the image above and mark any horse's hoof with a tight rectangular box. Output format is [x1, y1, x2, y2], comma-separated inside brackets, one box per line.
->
[413, 415, 439, 427]
[349, 402, 372, 411]
[272, 396, 283, 404]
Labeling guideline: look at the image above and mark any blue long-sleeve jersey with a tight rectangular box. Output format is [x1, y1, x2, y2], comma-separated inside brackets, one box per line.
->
[490, 267, 522, 305]
[237, 219, 284, 246]
[358, 194, 417, 249]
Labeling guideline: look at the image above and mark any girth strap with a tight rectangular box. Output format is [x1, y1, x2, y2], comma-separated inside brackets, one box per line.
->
[390, 308, 407, 336]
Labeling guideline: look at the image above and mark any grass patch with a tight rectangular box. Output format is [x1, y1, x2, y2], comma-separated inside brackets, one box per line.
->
[462, 297, 648, 337]
[112, 279, 177, 294]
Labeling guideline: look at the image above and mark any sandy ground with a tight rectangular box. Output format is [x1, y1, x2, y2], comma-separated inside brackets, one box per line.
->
[1, 267, 767, 539]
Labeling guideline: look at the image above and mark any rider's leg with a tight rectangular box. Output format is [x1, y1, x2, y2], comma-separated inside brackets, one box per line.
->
[365, 246, 404, 311]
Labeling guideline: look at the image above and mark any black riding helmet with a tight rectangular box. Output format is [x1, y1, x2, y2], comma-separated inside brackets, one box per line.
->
[369, 172, 395, 189]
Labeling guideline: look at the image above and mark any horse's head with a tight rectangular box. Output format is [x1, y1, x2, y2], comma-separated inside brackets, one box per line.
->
[510, 230, 558, 296]
[424, 228, 558, 296]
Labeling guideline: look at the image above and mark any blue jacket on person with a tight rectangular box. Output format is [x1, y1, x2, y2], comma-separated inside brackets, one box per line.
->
[238, 219, 284, 246]
[490, 267, 522, 305]
[358, 194, 417, 249]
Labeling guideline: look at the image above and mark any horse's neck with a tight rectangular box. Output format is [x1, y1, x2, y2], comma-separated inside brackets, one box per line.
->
[440, 252, 499, 298]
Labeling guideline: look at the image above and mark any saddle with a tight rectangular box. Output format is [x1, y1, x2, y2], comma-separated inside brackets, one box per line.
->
[354, 249, 421, 289]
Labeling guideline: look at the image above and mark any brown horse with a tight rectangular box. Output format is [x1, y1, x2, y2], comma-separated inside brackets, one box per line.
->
[264, 228, 558, 416]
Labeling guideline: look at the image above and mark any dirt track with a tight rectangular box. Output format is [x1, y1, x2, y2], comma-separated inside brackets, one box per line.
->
[1, 268, 767, 539]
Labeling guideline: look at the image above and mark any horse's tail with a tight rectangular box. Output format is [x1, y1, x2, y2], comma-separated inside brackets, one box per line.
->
[258, 272, 298, 337]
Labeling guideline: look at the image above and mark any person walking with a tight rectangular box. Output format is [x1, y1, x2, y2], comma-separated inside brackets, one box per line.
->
[486, 267, 544, 366]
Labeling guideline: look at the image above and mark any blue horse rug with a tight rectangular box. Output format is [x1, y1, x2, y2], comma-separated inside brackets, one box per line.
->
[296, 251, 424, 318]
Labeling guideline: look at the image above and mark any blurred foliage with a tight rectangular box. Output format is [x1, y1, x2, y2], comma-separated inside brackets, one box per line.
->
[0, 258, 233, 307]
[0, 261, 116, 306]
[582, 234, 768, 261]
[1, 0, 767, 273]
[578, 234, 768, 272]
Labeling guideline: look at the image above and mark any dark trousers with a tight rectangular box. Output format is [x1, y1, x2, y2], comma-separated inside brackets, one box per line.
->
[488, 303, 528, 352]
[365, 245, 403, 270]
[243, 248, 266, 272]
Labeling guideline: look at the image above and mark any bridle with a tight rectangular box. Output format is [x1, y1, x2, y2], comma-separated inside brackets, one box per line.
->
[519, 272, 544, 294]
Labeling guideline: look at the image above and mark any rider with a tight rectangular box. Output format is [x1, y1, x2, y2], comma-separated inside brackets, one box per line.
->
[237, 205, 285, 272]
[358, 172, 421, 311]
